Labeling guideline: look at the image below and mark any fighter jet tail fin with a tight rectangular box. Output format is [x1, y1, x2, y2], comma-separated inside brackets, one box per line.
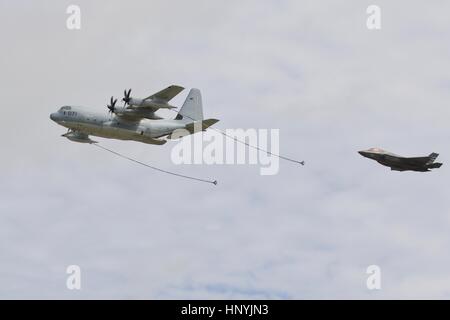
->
[176, 88, 203, 122]
[427, 153, 439, 164]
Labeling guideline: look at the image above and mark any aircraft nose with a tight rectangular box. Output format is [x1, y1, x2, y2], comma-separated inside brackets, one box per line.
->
[358, 150, 368, 156]
[50, 112, 61, 122]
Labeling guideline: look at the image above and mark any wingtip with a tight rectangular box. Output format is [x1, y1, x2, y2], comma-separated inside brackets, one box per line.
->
[171, 85, 185, 90]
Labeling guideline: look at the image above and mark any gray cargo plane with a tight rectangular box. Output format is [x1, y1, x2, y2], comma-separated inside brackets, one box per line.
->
[358, 148, 443, 172]
[50, 85, 219, 145]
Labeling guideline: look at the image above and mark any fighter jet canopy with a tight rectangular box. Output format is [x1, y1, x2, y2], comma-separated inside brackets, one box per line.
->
[367, 147, 385, 153]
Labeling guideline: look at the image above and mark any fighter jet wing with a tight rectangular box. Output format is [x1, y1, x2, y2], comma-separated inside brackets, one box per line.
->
[144, 85, 184, 102]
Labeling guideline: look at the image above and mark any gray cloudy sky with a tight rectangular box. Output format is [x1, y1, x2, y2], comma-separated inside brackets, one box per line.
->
[1, 0, 450, 299]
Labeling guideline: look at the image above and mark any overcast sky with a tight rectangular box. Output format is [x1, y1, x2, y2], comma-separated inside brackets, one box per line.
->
[1, 0, 450, 299]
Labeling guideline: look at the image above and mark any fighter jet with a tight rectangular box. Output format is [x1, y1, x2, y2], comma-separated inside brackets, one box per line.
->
[50, 85, 219, 145]
[358, 148, 443, 172]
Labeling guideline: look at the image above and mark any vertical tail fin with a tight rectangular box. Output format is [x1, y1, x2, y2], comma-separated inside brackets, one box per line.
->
[427, 153, 439, 164]
[176, 88, 203, 122]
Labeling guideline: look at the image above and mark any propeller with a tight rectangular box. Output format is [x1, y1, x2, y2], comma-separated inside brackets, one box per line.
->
[122, 88, 132, 106]
[107, 96, 118, 113]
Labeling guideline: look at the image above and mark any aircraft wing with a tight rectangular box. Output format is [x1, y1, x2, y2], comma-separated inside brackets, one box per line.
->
[144, 85, 184, 102]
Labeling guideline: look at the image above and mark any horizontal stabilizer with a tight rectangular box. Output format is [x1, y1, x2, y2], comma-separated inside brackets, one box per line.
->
[185, 119, 220, 133]
[166, 119, 220, 139]
[429, 162, 443, 169]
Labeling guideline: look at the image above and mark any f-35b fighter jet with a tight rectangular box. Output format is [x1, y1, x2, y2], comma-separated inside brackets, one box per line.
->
[358, 148, 443, 172]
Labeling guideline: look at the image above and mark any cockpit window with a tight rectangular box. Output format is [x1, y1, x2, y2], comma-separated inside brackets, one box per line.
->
[59, 106, 71, 112]
[58, 106, 77, 117]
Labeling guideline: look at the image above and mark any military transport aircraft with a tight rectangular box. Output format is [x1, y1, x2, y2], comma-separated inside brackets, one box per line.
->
[50, 85, 219, 145]
[358, 148, 443, 172]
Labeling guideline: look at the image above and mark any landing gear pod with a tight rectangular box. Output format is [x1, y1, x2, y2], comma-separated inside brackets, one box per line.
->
[62, 131, 97, 144]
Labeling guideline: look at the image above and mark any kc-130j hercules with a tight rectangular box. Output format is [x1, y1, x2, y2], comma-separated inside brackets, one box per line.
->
[358, 148, 443, 172]
[50, 85, 219, 145]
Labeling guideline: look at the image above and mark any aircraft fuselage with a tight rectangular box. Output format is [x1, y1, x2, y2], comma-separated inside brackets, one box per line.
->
[50, 106, 186, 144]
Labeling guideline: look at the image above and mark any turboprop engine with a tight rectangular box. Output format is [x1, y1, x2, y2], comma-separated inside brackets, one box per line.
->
[122, 88, 177, 110]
